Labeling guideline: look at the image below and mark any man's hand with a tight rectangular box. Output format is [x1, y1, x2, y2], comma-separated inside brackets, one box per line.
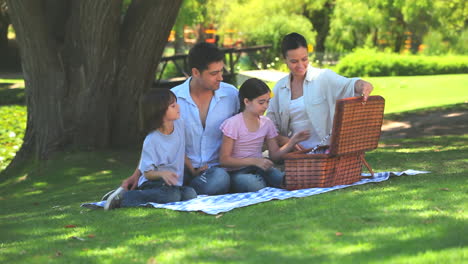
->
[190, 164, 208, 176]
[158, 171, 179, 186]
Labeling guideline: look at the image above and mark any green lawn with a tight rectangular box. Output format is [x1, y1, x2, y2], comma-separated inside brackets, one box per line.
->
[368, 74, 468, 114]
[0, 75, 467, 263]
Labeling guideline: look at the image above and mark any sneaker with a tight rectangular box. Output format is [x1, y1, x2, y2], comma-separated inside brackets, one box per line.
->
[104, 187, 125, 210]
[101, 188, 118, 201]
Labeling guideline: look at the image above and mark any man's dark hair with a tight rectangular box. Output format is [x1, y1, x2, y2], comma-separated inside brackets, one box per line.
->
[281, 32, 308, 58]
[188, 42, 224, 72]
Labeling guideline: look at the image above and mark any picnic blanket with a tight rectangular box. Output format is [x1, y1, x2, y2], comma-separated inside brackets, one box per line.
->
[81, 170, 429, 215]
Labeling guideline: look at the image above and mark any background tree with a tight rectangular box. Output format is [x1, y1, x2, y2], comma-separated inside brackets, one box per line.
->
[172, 0, 206, 54]
[300, 0, 335, 62]
[221, 0, 315, 62]
[6, 0, 182, 164]
[0, 0, 8, 55]
[0, 0, 20, 70]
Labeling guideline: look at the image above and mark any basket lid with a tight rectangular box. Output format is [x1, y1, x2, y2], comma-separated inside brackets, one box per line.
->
[329, 96, 385, 156]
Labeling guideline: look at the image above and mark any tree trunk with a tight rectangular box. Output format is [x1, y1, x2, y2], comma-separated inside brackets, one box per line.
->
[6, 0, 182, 163]
[0, 1, 11, 69]
[303, 1, 334, 64]
[174, 20, 185, 54]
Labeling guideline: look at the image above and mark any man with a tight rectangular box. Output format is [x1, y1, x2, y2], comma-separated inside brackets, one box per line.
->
[115, 43, 239, 199]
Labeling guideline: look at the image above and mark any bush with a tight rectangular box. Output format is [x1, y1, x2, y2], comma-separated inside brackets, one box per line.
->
[335, 49, 468, 77]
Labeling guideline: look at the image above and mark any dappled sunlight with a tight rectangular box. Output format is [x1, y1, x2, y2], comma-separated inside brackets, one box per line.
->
[77, 246, 130, 258]
[385, 247, 468, 264]
[331, 243, 375, 256]
[0, 173, 28, 189]
[32, 181, 48, 188]
[14, 189, 43, 197]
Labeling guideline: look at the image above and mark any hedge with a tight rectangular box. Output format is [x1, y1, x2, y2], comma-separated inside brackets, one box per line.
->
[335, 49, 468, 77]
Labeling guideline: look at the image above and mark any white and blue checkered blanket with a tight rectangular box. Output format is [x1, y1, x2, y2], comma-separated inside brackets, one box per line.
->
[81, 170, 428, 215]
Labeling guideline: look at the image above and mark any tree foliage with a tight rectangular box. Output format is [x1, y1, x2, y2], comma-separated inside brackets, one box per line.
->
[182, 0, 467, 55]
[218, 0, 315, 58]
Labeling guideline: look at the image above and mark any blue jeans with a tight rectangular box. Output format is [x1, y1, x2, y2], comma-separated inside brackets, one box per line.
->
[184, 167, 230, 195]
[230, 166, 284, 193]
[121, 180, 197, 207]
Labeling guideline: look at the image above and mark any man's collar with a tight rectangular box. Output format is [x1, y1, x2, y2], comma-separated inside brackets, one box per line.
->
[177, 77, 192, 99]
[178, 77, 229, 101]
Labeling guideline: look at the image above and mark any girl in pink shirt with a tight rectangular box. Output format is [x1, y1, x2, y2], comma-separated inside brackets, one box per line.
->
[220, 78, 309, 192]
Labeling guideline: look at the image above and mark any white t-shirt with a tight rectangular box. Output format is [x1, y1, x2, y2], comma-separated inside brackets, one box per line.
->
[289, 96, 320, 149]
[138, 119, 185, 187]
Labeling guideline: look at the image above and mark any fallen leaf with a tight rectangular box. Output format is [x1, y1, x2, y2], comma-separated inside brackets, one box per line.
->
[65, 225, 77, 228]
[335, 232, 343, 236]
[225, 225, 236, 228]
[439, 188, 450, 191]
[87, 234, 95, 238]
[216, 214, 223, 219]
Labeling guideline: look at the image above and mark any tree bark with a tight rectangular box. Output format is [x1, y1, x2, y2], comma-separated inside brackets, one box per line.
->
[111, 0, 182, 147]
[6, 0, 182, 163]
[303, 1, 334, 64]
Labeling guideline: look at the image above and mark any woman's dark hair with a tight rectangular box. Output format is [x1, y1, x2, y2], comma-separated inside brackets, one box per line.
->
[281, 32, 308, 58]
[139, 89, 177, 134]
[188, 42, 224, 72]
[238, 78, 270, 112]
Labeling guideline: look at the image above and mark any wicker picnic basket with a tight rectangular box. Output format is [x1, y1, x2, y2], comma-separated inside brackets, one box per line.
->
[283, 96, 385, 190]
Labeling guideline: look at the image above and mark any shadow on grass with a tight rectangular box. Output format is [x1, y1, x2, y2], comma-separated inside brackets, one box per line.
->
[0, 87, 25, 105]
[382, 103, 468, 139]
[0, 137, 466, 263]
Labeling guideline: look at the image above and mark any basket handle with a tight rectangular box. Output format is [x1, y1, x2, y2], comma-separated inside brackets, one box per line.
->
[360, 155, 374, 177]
[289, 145, 330, 155]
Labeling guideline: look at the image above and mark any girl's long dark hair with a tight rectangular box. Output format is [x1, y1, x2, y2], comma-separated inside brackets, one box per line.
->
[238, 78, 270, 112]
[139, 89, 177, 134]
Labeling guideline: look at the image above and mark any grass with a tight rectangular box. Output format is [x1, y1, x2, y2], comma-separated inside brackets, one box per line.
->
[0, 74, 467, 263]
[367, 74, 468, 114]
[0, 137, 466, 263]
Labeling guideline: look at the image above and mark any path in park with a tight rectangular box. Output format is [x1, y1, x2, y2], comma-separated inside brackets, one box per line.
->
[237, 69, 287, 86]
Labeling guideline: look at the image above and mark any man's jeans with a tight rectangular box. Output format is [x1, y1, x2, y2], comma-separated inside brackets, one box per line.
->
[121, 180, 197, 207]
[185, 167, 230, 195]
[229, 166, 284, 193]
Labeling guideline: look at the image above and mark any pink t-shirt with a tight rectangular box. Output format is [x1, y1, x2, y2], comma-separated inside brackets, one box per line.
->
[220, 113, 278, 161]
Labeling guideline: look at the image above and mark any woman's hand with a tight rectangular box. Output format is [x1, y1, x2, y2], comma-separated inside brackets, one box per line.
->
[355, 80, 374, 101]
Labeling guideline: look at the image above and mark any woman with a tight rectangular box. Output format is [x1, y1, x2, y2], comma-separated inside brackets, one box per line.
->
[266, 32, 374, 151]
